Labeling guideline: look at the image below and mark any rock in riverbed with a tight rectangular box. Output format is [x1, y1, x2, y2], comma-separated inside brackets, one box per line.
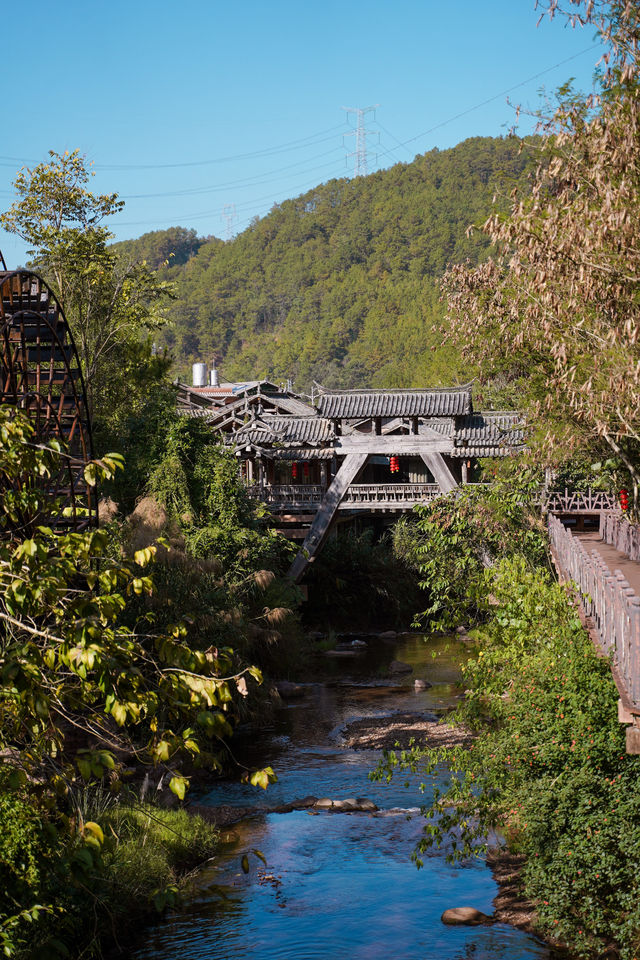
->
[389, 660, 413, 675]
[341, 712, 475, 751]
[441, 907, 493, 926]
[312, 797, 378, 812]
[274, 680, 306, 699]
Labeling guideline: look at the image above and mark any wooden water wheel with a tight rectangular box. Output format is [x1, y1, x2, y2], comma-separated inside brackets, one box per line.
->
[0, 260, 97, 531]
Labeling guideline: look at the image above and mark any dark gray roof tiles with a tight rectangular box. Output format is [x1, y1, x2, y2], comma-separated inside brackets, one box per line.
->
[454, 413, 525, 444]
[315, 386, 473, 419]
[234, 416, 334, 445]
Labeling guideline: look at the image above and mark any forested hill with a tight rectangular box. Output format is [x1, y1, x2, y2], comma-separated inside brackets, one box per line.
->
[118, 136, 534, 389]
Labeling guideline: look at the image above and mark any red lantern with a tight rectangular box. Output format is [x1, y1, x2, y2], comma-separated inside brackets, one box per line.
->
[303, 462, 310, 479]
[390, 455, 399, 474]
[291, 461, 298, 480]
[620, 488, 629, 511]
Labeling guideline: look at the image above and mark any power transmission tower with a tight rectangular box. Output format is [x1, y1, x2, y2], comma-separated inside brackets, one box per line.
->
[342, 104, 380, 177]
[221, 203, 237, 241]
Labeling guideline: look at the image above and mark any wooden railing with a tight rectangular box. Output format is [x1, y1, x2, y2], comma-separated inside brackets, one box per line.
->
[601, 512, 640, 562]
[247, 484, 326, 506]
[341, 483, 441, 505]
[548, 513, 640, 709]
[248, 482, 442, 509]
[547, 488, 618, 513]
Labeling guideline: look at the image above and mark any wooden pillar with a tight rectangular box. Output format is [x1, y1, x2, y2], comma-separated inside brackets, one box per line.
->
[411, 416, 418, 435]
[289, 453, 368, 582]
[374, 417, 382, 436]
[420, 453, 458, 494]
[461, 460, 468, 484]
[320, 461, 328, 487]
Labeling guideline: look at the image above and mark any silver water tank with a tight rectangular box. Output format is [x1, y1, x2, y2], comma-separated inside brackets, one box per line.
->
[210, 365, 220, 387]
[192, 362, 207, 387]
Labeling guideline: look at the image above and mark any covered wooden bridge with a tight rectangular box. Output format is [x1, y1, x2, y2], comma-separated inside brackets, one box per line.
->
[178, 374, 524, 580]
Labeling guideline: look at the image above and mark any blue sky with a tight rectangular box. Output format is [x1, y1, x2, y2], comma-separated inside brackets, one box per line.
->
[1, 0, 602, 265]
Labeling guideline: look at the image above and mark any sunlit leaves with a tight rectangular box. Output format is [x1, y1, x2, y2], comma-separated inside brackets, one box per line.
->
[249, 766, 277, 790]
[168, 776, 188, 801]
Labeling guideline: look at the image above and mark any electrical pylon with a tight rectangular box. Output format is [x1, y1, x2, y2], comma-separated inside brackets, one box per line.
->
[221, 203, 237, 241]
[342, 104, 380, 177]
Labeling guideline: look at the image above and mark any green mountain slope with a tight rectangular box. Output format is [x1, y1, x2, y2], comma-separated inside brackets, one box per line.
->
[120, 136, 533, 389]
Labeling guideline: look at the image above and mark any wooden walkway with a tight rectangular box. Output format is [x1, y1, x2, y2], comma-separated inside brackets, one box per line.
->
[576, 531, 640, 596]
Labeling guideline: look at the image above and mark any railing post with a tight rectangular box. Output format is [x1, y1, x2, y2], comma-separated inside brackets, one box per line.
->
[629, 596, 640, 707]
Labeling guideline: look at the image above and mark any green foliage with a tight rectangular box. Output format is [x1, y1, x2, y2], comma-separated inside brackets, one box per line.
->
[403, 467, 547, 631]
[0, 408, 274, 956]
[119, 137, 533, 390]
[113, 226, 208, 270]
[0, 790, 219, 959]
[147, 416, 295, 579]
[375, 555, 640, 958]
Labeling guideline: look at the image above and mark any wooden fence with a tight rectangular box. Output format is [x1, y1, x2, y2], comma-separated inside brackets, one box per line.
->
[600, 511, 640, 562]
[547, 488, 618, 513]
[548, 513, 640, 710]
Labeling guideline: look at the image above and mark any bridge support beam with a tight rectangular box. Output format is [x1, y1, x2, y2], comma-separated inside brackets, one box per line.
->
[420, 453, 458, 494]
[288, 453, 367, 583]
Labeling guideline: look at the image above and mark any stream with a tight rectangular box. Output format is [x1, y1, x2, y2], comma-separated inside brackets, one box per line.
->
[133, 634, 554, 960]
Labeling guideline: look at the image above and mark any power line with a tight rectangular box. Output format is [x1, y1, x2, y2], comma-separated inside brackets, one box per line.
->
[112, 159, 348, 227]
[399, 42, 600, 151]
[0, 124, 349, 171]
[119, 145, 344, 199]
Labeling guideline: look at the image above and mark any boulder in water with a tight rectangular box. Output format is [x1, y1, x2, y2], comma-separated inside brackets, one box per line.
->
[275, 680, 306, 699]
[441, 907, 493, 926]
[389, 660, 413, 675]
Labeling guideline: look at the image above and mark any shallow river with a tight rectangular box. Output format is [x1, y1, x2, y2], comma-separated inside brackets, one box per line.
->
[133, 635, 554, 960]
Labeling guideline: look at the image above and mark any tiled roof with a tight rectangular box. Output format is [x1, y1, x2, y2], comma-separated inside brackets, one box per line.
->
[234, 416, 334, 446]
[454, 412, 525, 443]
[269, 447, 334, 460]
[315, 386, 473, 419]
[205, 392, 316, 425]
[452, 413, 525, 454]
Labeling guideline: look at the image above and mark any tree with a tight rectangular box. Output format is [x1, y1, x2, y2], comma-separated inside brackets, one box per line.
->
[0, 151, 173, 428]
[0, 408, 277, 952]
[443, 2, 640, 498]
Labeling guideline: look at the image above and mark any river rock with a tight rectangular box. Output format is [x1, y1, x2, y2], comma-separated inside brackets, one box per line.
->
[355, 797, 378, 811]
[389, 660, 413, 675]
[414, 679, 431, 690]
[379, 630, 397, 639]
[313, 797, 379, 813]
[455, 626, 468, 636]
[294, 795, 318, 809]
[441, 907, 493, 926]
[275, 680, 306, 699]
[333, 798, 359, 811]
